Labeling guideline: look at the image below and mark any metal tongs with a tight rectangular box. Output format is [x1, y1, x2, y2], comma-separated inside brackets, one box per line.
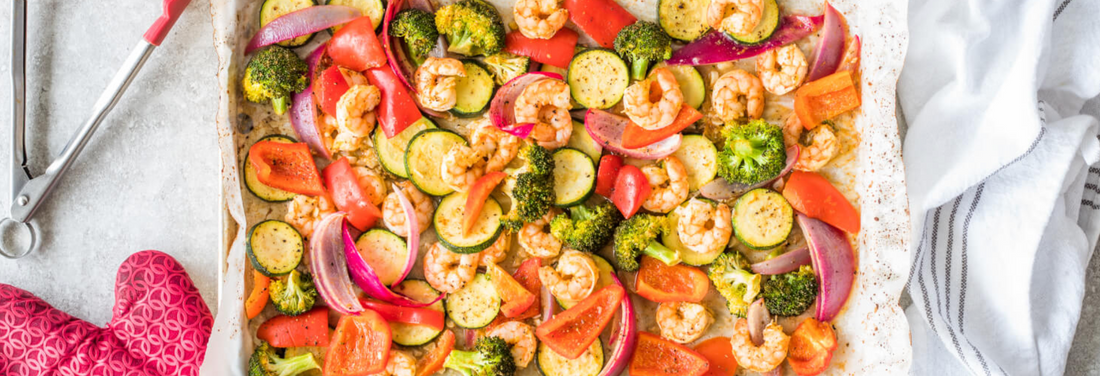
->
[2, 0, 191, 259]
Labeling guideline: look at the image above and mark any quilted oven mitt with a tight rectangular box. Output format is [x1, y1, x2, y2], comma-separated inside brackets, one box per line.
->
[0, 250, 213, 375]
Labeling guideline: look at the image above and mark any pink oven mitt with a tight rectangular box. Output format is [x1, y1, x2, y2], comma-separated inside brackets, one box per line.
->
[0, 250, 213, 375]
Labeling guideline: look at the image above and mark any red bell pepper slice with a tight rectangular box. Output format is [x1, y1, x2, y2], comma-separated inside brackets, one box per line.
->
[621, 104, 702, 149]
[563, 0, 636, 49]
[611, 164, 650, 219]
[325, 309, 392, 376]
[595, 155, 623, 198]
[359, 299, 445, 331]
[787, 318, 838, 376]
[489, 258, 543, 328]
[327, 16, 387, 72]
[256, 306, 330, 348]
[465, 171, 507, 235]
[794, 70, 861, 129]
[486, 262, 537, 317]
[365, 65, 422, 138]
[693, 337, 738, 376]
[323, 157, 383, 231]
[630, 332, 710, 376]
[504, 28, 579, 69]
[536, 283, 624, 359]
[783, 170, 860, 233]
[415, 330, 455, 376]
[314, 66, 351, 117]
[248, 141, 326, 196]
[635, 256, 709, 303]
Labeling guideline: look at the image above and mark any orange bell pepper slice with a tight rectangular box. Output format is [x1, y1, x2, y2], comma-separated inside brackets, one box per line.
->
[464, 172, 507, 235]
[486, 262, 537, 318]
[621, 103, 702, 149]
[488, 258, 543, 328]
[248, 141, 326, 196]
[693, 337, 738, 376]
[794, 70, 861, 129]
[245, 270, 271, 319]
[535, 284, 624, 359]
[782, 170, 860, 233]
[325, 309, 392, 376]
[256, 307, 331, 348]
[635, 256, 709, 303]
[629, 332, 710, 376]
[415, 330, 455, 376]
[787, 318, 838, 376]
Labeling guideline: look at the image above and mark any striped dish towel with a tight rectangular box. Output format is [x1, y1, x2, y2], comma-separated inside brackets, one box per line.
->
[899, 0, 1100, 374]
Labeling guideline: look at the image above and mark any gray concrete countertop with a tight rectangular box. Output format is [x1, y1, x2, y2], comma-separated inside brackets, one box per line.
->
[1, 0, 1099, 374]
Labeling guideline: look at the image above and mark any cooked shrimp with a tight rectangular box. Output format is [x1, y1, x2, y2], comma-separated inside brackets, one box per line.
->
[441, 144, 487, 192]
[285, 195, 335, 239]
[784, 116, 839, 171]
[712, 69, 764, 122]
[707, 0, 764, 36]
[756, 44, 808, 95]
[730, 319, 789, 373]
[479, 232, 512, 267]
[518, 209, 563, 258]
[515, 79, 572, 149]
[353, 167, 387, 207]
[469, 118, 521, 172]
[657, 302, 715, 344]
[333, 84, 382, 152]
[424, 242, 480, 293]
[416, 57, 466, 112]
[538, 250, 598, 302]
[675, 199, 732, 254]
[486, 322, 537, 368]
[513, 0, 568, 40]
[369, 350, 416, 376]
[623, 68, 685, 130]
[383, 181, 435, 237]
[641, 156, 689, 213]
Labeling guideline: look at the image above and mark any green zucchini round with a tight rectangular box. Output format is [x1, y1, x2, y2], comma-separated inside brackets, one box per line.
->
[356, 229, 408, 286]
[259, 0, 317, 48]
[670, 134, 719, 191]
[732, 188, 793, 250]
[434, 192, 504, 253]
[566, 121, 603, 162]
[444, 273, 500, 329]
[374, 117, 436, 178]
[536, 339, 604, 376]
[650, 63, 707, 110]
[451, 60, 496, 118]
[405, 128, 467, 196]
[327, 0, 385, 33]
[391, 280, 446, 346]
[657, 0, 711, 42]
[727, 0, 780, 45]
[246, 220, 305, 277]
[243, 134, 298, 202]
[567, 49, 629, 110]
[551, 148, 596, 207]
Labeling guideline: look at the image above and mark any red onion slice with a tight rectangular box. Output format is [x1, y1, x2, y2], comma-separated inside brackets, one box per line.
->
[342, 221, 443, 308]
[541, 286, 555, 322]
[584, 109, 681, 160]
[310, 212, 364, 315]
[668, 15, 824, 66]
[306, 45, 326, 79]
[290, 87, 331, 159]
[381, 0, 417, 93]
[805, 3, 847, 82]
[798, 213, 855, 322]
[246, 6, 362, 54]
[390, 184, 419, 286]
[490, 72, 563, 138]
[746, 298, 770, 346]
[699, 145, 799, 200]
[751, 246, 811, 275]
[597, 274, 637, 376]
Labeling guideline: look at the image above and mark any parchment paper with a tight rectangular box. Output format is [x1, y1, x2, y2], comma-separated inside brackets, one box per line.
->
[201, 0, 911, 373]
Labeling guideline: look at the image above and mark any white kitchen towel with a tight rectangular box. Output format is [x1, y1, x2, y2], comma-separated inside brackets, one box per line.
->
[899, 0, 1100, 375]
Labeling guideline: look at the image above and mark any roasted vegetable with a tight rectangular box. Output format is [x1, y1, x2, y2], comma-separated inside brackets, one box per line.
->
[241, 46, 309, 115]
[392, 9, 439, 64]
[502, 145, 556, 231]
[268, 270, 318, 316]
[443, 336, 517, 376]
[707, 251, 762, 317]
[550, 202, 623, 253]
[434, 0, 506, 56]
[613, 21, 673, 80]
[248, 340, 321, 376]
[612, 213, 680, 272]
[716, 119, 786, 185]
[762, 265, 818, 316]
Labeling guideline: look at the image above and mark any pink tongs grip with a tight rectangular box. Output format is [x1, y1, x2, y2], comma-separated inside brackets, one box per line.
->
[143, 0, 192, 46]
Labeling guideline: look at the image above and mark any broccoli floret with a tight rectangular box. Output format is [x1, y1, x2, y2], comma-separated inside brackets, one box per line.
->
[434, 0, 506, 56]
[502, 145, 556, 231]
[483, 52, 531, 85]
[443, 336, 516, 376]
[242, 46, 309, 115]
[269, 270, 318, 316]
[716, 119, 787, 185]
[392, 9, 439, 64]
[612, 214, 681, 272]
[762, 265, 818, 316]
[613, 21, 673, 81]
[248, 340, 321, 376]
[550, 202, 623, 253]
[707, 251, 763, 317]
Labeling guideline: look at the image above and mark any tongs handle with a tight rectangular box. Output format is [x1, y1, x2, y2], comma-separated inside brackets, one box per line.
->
[10, 0, 27, 206]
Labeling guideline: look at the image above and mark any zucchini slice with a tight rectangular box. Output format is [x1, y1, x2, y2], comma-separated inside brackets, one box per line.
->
[391, 280, 446, 346]
[537, 339, 604, 376]
[567, 49, 630, 110]
[671, 134, 719, 191]
[327, 0, 385, 33]
[259, 0, 317, 47]
[566, 121, 603, 162]
[664, 201, 725, 265]
[434, 192, 504, 253]
[451, 61, 496, 118]
[247, 220, 305, 277]
[405, 129, 466, 196]
[556, 255, 615, 309]
[732, 188, 793, 250]
[244, 134, 298, 202]
[374, 117, 436, 178]
[650, 63, 706, 110]
[445, 273, 500, 329]
[551, 148, 596, 207]
[355, 229, 408, 286]
[727, 0, 780, 45]
[657, 0, 711, 42]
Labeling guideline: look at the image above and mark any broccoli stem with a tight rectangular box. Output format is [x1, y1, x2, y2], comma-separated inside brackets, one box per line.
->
[643, 240, 681, 266]
[273, 353, 321, 375]
[630, 59, 651, 81]
[272, 96, 290, 115]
